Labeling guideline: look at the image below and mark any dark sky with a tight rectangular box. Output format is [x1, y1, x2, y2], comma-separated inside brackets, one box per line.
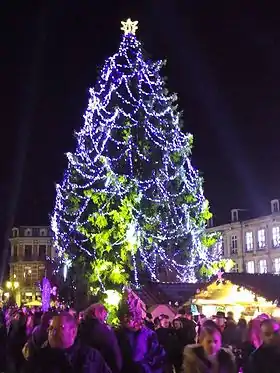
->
[2, 0, 280, 233]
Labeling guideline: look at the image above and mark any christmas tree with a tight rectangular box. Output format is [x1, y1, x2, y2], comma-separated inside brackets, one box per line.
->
[51, 19, 219, 292]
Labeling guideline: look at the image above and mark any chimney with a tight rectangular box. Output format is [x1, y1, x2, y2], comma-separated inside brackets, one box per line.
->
[231, 209, 239, 222]
[271, 199, 280, 213]
[207, 217, 214, 228]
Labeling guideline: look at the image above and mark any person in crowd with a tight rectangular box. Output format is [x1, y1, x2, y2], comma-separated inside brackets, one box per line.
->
[78, 311, 85, 323]
[153, 316, 160, 330]
[184, 311, 197, 345]
[223, 315, 239, 347]
[0, 308, 7, 372]
[238, 318, 261, 373]
[6, 310, 27, 373]
[213, 312, 226, 333]
[156, 315, 181, 373]
[173, 318, 183, 331]
[24, 313, 111, 373]
[174, 308, 188, 326]
[256, 313, 270, 321]
[183, 325, 236, 373]
[26, 312, 35, 338]
[175, 308, 196, 346]
[116, 290, 166, 373]
[79, 303, 122, 373]
[246, 318, 280, 373]
[227, 312, 235, 322]
[202, 319, 221, 331]
[235, 318, 247, 347]
[23, 311, 56, 361]
[144, 312, 155, 330]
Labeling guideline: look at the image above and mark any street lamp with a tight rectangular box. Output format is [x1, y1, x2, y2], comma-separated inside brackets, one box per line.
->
[6, 281, 19, 290]
[6, 280, 20, 304]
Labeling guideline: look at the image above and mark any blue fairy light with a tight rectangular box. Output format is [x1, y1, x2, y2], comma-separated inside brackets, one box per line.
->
[51, 19, 219, 288]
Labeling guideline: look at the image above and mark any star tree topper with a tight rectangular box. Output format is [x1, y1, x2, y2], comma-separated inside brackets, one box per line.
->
[121, 18, 138, 35]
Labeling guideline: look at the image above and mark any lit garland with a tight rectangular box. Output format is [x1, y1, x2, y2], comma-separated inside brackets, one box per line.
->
[51, 18, 220, 288]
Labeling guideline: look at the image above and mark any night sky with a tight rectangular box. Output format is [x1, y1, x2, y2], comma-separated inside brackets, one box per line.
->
[2, 1, 280, 237]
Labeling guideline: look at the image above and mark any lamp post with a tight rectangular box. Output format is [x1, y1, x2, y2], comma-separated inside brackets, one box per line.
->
[6, 280, 20, 305]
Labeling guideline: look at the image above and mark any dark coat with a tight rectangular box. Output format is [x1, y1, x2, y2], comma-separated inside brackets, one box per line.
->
[247, 344, 280, 373]
[79, 318, 122, 373]
[23, 342, 111, 373]
[116, 325, 166, 373]
[156, 327, 182, 372]
[183, 344, 236, 373]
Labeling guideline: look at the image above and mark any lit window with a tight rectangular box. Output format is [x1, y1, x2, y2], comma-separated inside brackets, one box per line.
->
[245, 232, 253, 251]
[247, 261, 255, 273]
[220, 237, 224, 256]
[274, 258, 280, 274]
[213, 238, 224, 257]
[231, 235, 238, 254]
[259, 259, 267, 274]
[272, 227, 280, 248]
[257, 229, 266, 249]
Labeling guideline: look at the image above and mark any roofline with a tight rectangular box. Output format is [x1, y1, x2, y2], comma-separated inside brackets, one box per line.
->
[207, 212, 280, 231]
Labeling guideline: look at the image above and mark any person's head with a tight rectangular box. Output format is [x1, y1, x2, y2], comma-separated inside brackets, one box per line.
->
[215, 314, 226, 328]
[257, 313, 270, 321]
[159, 314, 170, 328]
[173, 319, 183, 330]
[26, 313, 34, 329]
[78, 311, 84, 322]
[199, 326, 222, 356]
[48, 314, 77, 349]
[260, 319, 280, 346]
[154, 317, 160, 329]
[237, 318, 247, 329]
[199, 314, 206, 323]
[186, 311, 192, 320]
[120, 313, 143, 331]
[203, 319, 221, 330]
[178, 308, 186, 317]
[227, 311, 234, 320]
[85, 303, 108, 323]
[247, 319, 262, 348]
[146, 313, 153, 321]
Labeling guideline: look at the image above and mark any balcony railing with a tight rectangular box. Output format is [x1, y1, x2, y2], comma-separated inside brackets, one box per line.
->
[272, 239, 280, 249]
[10, 255, 47, 262]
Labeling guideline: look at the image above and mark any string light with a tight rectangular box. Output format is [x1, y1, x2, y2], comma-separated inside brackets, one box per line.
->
[51, 19, 219, 289]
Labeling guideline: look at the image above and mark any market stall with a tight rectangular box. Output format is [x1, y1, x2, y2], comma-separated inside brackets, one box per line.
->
[192, 272, 280, 320]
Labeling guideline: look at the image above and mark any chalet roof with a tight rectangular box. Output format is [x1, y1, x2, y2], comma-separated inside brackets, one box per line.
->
[219, 272, 280, 303]
[135, 273, 280, 307]
[134, 281, 202, 307]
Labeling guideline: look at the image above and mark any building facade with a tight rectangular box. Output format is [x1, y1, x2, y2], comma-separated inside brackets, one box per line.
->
[9, 226, 56, 304]
[207, 199, 280, 274]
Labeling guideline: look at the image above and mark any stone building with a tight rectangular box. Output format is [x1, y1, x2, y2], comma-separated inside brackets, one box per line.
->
[9, 226, 56, 304]
[207, 199, 280, 274]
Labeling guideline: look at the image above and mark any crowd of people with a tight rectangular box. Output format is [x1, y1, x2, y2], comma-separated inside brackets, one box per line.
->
[0, 299, 280, 373]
